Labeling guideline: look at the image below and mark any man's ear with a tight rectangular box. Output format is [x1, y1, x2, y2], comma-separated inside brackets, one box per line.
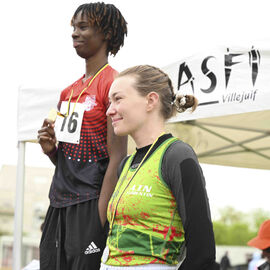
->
[105, 30, 112, 40]
[146, 92, 160, 112]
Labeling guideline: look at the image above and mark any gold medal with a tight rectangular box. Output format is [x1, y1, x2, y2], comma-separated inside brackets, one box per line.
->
[48, 108, 57, 122]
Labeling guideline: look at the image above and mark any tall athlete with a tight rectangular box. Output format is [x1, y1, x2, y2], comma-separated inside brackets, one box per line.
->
[37, 3, 127, 269]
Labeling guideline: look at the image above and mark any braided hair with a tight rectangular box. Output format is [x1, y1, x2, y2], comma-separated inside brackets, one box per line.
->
[118, 65, 198, 119]
[71, 2, 127, 56]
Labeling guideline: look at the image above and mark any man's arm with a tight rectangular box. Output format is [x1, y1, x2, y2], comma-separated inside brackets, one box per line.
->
[98, 116, 127, 227]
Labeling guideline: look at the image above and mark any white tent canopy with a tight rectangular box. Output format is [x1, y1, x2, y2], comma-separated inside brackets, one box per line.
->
[17, 87, 61, 142]
[15, 45, 270, 269]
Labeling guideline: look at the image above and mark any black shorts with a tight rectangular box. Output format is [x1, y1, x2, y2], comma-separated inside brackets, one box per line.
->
[40, 199, 108, 270]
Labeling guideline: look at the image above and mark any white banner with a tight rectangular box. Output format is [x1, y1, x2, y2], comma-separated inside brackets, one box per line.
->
[17, 87, 61, 141]
[162, 45, 270, 122]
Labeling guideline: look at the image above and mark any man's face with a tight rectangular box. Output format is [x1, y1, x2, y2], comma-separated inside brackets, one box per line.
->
[71, 11, 106, 59]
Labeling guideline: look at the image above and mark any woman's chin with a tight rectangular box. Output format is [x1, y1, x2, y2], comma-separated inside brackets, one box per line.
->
[113, 127, 128, 136]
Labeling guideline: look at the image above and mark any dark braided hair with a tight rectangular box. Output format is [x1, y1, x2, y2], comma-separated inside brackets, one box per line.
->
[71, 2, 127, 56]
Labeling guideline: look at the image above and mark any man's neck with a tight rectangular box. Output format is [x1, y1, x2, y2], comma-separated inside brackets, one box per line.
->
[84, 53, 108, 81]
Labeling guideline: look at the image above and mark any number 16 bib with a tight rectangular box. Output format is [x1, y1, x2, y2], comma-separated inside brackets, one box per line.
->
[55, 101, 85, 144]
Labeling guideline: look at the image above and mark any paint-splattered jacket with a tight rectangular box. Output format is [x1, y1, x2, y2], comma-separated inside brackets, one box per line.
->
[104, 134, 217, 269]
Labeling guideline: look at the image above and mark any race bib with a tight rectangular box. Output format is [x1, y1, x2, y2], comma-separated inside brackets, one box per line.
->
[55, 101, 85, 144]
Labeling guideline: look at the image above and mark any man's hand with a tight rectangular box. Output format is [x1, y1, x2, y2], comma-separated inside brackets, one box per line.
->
[37, 118, 57, 154]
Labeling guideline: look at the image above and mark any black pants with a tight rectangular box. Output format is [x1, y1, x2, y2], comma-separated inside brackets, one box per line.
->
[40, 199, 108, 270]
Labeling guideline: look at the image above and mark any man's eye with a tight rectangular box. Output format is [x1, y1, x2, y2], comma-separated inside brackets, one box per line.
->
[115, 96, 122, 101]
[80, 26, 88, 30]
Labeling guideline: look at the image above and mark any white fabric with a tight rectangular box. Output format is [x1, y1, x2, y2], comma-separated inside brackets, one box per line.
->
[17, 86, 61, 141]
[100, 263, 177, 270]
[22, 259, 40, 270]
[163, 44, 270, 122]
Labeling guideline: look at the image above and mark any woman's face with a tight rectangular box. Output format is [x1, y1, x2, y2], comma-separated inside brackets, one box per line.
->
[107, 75, 148, 136]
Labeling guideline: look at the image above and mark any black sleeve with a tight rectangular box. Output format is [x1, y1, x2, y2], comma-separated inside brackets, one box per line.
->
[162, 141, 219, 270]
[117, 155, 130, 178]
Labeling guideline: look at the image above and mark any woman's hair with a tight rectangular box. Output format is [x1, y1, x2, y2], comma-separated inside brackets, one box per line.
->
[118, 65, 198, 119]
[71, 2, 127, 56]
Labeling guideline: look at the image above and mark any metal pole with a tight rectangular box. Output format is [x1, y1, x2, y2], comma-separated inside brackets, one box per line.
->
[13, 141, 25, 270]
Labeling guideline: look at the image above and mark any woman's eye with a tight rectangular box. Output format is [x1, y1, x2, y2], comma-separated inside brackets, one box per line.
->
[115, 96, 122, 101]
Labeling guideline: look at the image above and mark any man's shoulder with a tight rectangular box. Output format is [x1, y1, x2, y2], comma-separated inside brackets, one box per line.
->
[104, 65, 118, 75]
[101, 65, 118, 83]
[61, 76, 84, 96]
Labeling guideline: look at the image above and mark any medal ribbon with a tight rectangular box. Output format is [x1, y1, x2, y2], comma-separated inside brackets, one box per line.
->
[58, 63, 109, 117]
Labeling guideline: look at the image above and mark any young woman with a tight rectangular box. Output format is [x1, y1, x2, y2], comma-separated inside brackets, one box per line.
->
[102, 65, 219, 269]
[37, 3, 127, 269]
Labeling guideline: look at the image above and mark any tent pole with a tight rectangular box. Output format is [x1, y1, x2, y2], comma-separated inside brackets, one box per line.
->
[193, 123, 270, 160]
[13, 141, 25, 270]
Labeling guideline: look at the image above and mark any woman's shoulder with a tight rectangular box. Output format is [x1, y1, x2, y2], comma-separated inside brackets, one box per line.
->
[161, 138, 203, 188]
[117, 155, 131, 178]
[165, 138, 197, 162]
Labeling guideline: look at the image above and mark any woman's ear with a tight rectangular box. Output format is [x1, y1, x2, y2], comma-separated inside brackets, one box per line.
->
[146, 92, 160, 112]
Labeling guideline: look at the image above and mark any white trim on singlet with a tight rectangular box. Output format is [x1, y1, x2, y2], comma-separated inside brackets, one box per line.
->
[100, 263, 177, 270]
